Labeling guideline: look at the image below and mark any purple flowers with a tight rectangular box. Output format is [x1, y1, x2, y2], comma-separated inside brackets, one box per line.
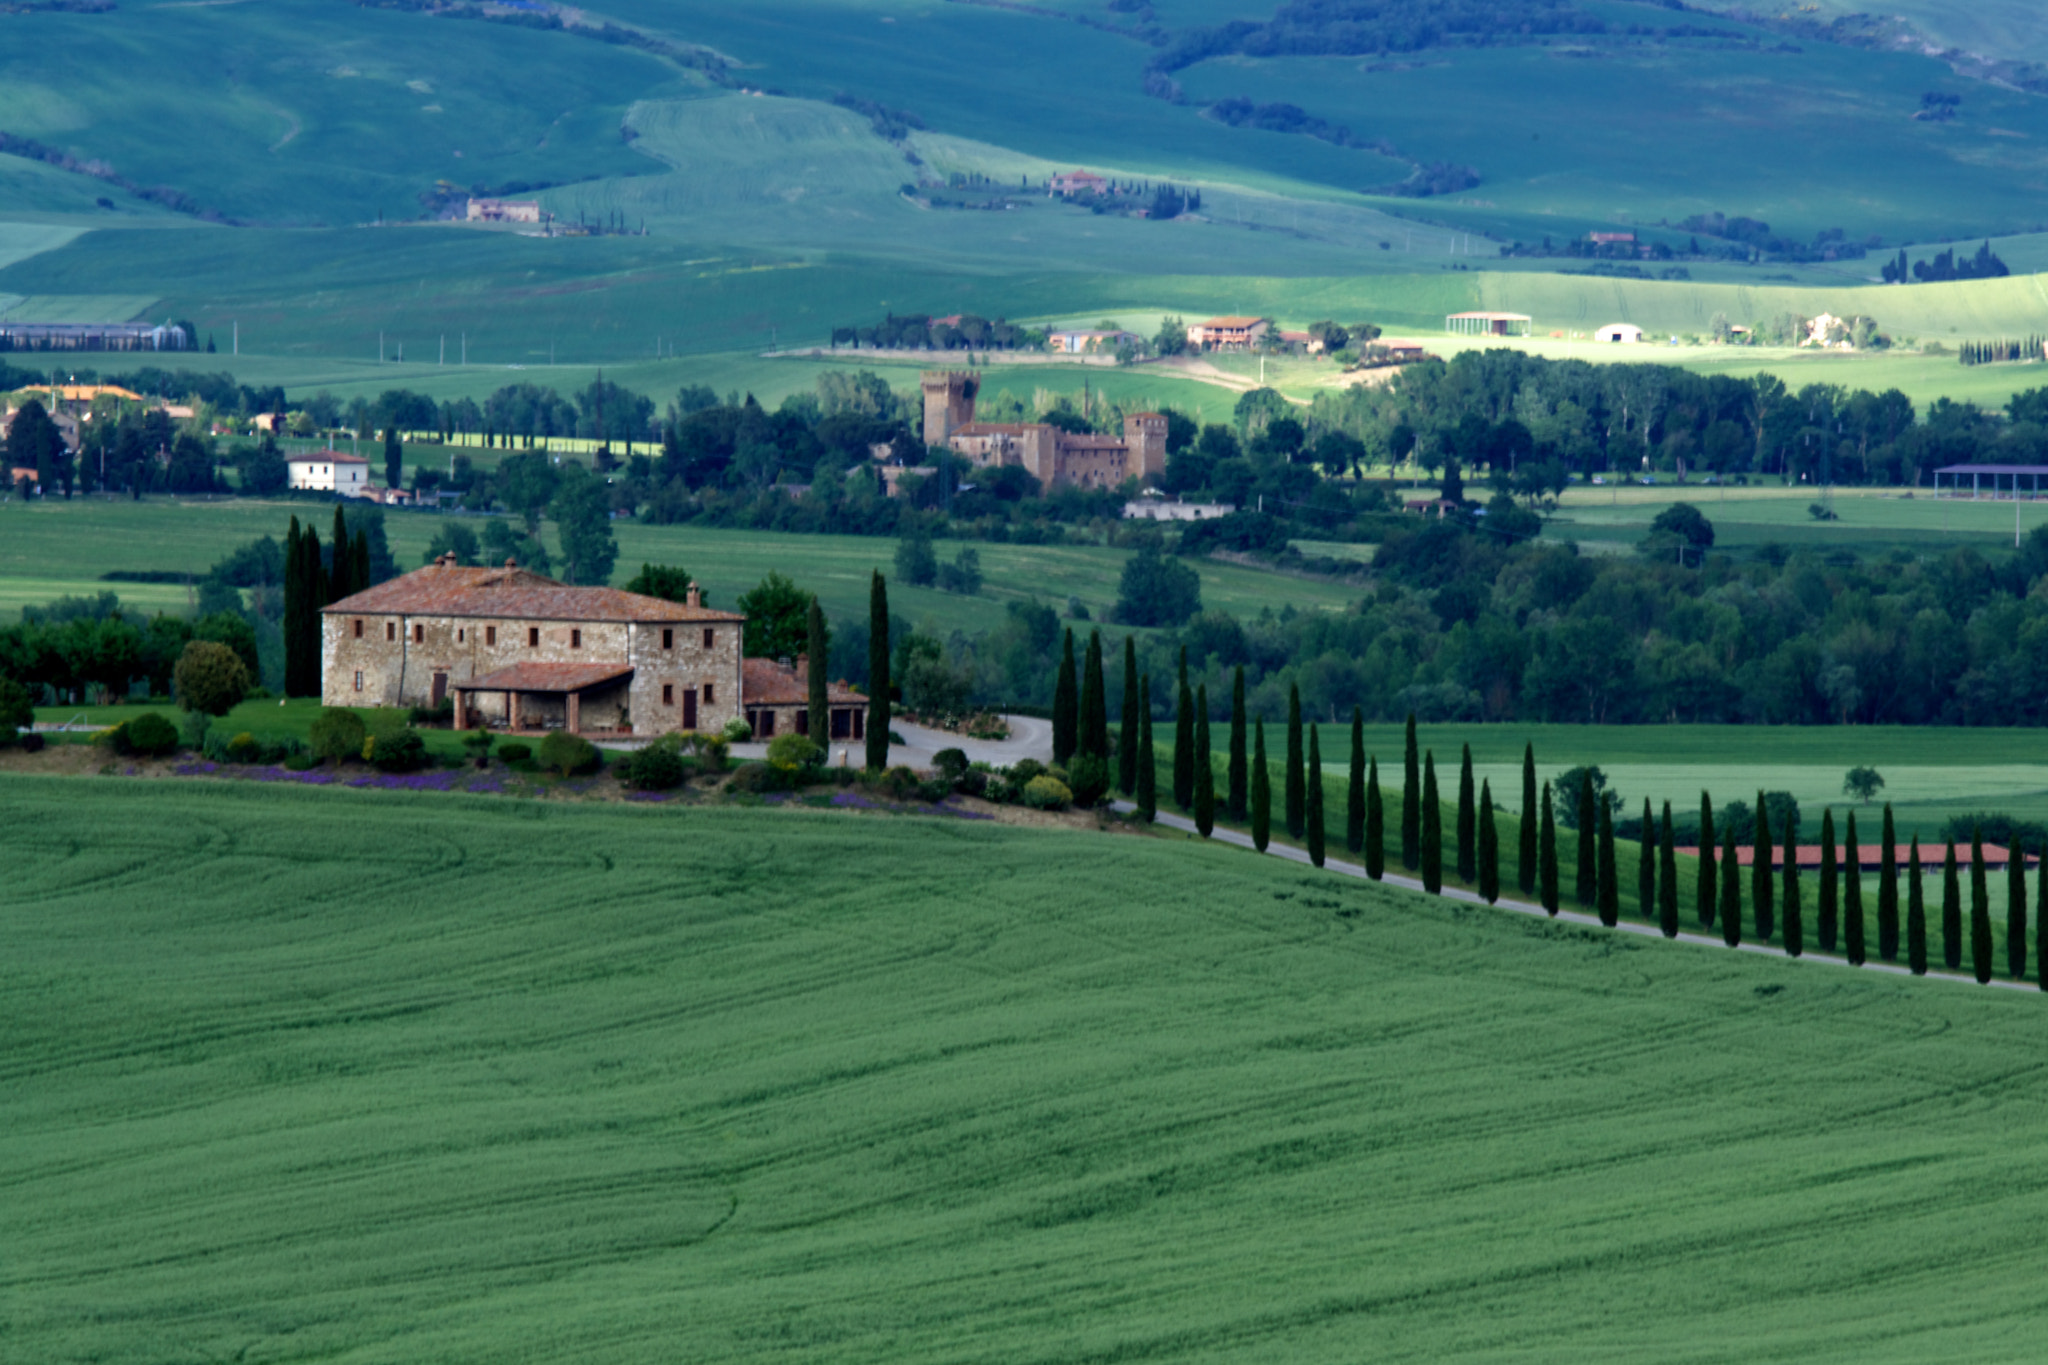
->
[348, 771, 466, 792]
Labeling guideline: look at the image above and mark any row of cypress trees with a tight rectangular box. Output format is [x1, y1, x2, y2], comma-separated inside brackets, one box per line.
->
[1109, 674, 2044, 990]
[283, 509, 374, 696]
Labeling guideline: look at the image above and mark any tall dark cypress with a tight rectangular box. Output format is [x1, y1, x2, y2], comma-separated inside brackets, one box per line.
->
[1907, 838, 1926, 975]
[2008, 838, 2029, 982]
[1284, 685, 1305, 839]
[1575, 771, 1597, 908]
[1135, 683, 1156, 823]
[1421, 751, 1442, 894]
[1226, 666, 1247, 820]
[1344, 707, 1364, 855]
[1455, 745, 1477, 883]
[865, 571, 890, 770]
[330, 505, 352, 603]
[1078, 630, 1107, 762]
[1971, 825, 1993, 984]
[353, 535, 370, 594]
[1698, 793, 1717, 928]
[1539, 781, 1560, 915]
[1118, 637, 1141, 796]
[1596, 802, 1619, 928]
[1172, 648, 1193, 811]
[282, 516, 307, 696]
[1518, 743, 1538, 895]
[1305, 725, 1324, 867]
[1844, 812, 1865, 966]
[1364, 757, 1384, 881]
[1942, 840, 1963, 970]
[1478, 779, 1499, 904]
[2037, 846, 2048, 990]
[1401, 712, 1420, 871]
[1658, 802, 1679, 938]
[1720, 824, 1742, 946]
[1052, 629, 1078, 767]
[1638, 797, 1656, 922]
[1752, 788, 1774, 941]
[1250, 720, 1270, 852]
[1817, 810, 1839, 952]
[304, 525, 326, 680]
[1771, 810, 1796, 958]
[1194, 686, 1215, 838]
[1877, 804, 1899, 961]
[806, 597, 829, 748]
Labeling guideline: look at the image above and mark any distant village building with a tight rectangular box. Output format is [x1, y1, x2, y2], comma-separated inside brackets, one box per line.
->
[0, 322, 188, 352]
[922, 371, 1166, 491]
[466, 198, 543, 223]
[1048, 170, 1108, 197]
[1186, 316, 1270, 351]
[1048, 329, 1139, 354]
[1595, 323, 1644, 344]
[287, 450, 370, 496]
[1124, 497, 1233, 522]
[1588, 232, 1637, 245]
[1444, 311, 1533, 337]
[323, 557, 747, 736]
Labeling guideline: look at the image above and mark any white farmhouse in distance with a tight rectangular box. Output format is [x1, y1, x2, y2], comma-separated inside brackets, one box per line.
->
[1595, 322, 1644, 344]
[287, 450, 370, 497]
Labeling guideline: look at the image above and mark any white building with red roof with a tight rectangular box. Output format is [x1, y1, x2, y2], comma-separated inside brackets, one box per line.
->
[287, 450, 369, 496]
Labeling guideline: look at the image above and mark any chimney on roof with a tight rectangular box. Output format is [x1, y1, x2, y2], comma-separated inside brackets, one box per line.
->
[686, 584, 702, 609]
[505, 557, 518, 569]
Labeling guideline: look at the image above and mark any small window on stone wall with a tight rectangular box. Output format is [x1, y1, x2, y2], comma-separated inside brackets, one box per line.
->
[386, 622, 396, 642]
[353, 619, 363, 639]
[662, 628, 673, 650]
[413, 624, 423, 644]
[704, 683, 715, 704]
[487, 626, 497, 646]
[571, 628, 581, 649]
[703, 628, 715, 649]
[353, 670, 363, 692]
[663, 683, 674, 705]
[528, 627, 539, 648]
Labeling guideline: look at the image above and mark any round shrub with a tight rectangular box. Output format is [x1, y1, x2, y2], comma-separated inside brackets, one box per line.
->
[226, 731, 260, 764]
[173, 640, 250, 717]
[873, 765, 921, 801]
[726, 760, 789, 794]
[536, 730, 601, 777]
[622, 738, 686, 791]
[958, 768, 990, 797]
[722, 717, 754, 743]
[123, 711, 180, 758]
[1008, 758, 1047, 786]
[683, 732, 731, 771]
[367, 729, 429, 773]
[1066, 753, 1110, 808]
[1023, 775, 1073, 811]
[19, 731, 45, 753]
[497, 741, 533, 764]
[932, 747, 969, 782]
[309, 708, 367, 763]
[0, 675, 33, 732]
[765, 732, 821, 772]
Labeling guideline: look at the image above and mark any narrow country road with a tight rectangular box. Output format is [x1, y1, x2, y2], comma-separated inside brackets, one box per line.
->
[724, 714, 1054, 770]
[1114, 803, 2039, 995]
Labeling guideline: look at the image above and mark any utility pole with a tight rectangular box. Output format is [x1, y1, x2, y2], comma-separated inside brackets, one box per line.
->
[232, 321, 238, 356]
[378, 331, 383, 363]
[440, 335, 445, 366]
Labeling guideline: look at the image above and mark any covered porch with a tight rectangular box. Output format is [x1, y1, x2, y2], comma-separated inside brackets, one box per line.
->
[453, 662, 636, 736]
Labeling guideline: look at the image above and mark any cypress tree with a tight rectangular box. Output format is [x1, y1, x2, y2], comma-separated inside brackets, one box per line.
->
[1078, 630, 1107, 762]
[1752, 788, 1774, 941]
[283, 516, 306, 697]
[1971, 824, 1993, 984]
[1344, 707, 1364, 854]
[2039, 849, 2048, 990]
[1226, 666, 1248, 819]
[1194, 686, 1215, 839]
[1942, 840, 1963, 970]
[1817, 809, 1838, 952]
[1305, 725, 1324, 867]
[1053, 629, 1078, 767]
[1698, 793, 1717, 927]
[1135, 683, 1156, 823]
[1596, 801, 1619, 927]
[354, 536, 369, 594]
[1844, 812, 1865, 966]
[1364, 757, 1384, 881]
[330, 505, 352, 603]
[1478, 779, 1500, 903]
[1421, 751, 1442, 894]
[1455, 744, 1477, 882]
[866, 571, 890, 770]
[384, 426, 402, 492]
[1658, 802, 1679, 938]
[1907, 838, 1926, 975]
[1575, 771, 1597, 907]
[1401, 712, 1420, 871]
[1633, 797, 1653, 921]
[1539, 781, 1560, 915]
[1172, 649, 1193, 810]
[1250, 720, 1271, 852]
[1284, 685, 1305, 839]
[1518, 743, 1538, 895]
[1118, 637, 1141, 796]
[1720, 824, 1741, 946]
[1781, 809, 1803, 958]
[304, 526, 325, 679]
[1877, 804, 1899, 961]
[806, 597, 829, 748]
[2008, 838, 2028, 982]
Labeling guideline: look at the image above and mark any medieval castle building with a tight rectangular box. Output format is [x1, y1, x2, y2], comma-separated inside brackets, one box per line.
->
[922, 371, 1167, 491]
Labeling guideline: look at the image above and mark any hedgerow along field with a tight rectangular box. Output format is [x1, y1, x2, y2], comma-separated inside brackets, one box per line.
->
[9, 777, 2048, 1363]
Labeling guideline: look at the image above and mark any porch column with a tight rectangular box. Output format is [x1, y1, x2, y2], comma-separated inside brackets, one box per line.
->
[453, 690, 467, 731]
[568, 690, 581, 735]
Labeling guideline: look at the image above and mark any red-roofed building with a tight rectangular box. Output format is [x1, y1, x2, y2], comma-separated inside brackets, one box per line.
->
[1049, 170, 1108, 197]
[741, 656, 868, 743]
[1186, 316, 1270, 351]
[323, 556, 751, 735]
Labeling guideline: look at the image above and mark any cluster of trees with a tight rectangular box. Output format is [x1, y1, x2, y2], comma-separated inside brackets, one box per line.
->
[0, 594, 260, 708]
[825, 313, 1039, 352]
[1674, 213, 1870, 264]
[1959, 337, 2041, 366]
[1887, 241, 2010, 283]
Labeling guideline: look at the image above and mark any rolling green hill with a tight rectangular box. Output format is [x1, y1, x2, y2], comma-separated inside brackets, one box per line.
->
[10, 779, 2048, 1362]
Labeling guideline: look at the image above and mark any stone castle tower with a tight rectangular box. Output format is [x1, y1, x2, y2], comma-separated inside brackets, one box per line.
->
[921, 371, 979, 446]
[1122, 412, 1168, 481]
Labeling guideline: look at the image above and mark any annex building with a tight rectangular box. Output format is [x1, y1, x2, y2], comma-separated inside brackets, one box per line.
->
[922, 371, 1166, 491]
[288, 451, 369, 496]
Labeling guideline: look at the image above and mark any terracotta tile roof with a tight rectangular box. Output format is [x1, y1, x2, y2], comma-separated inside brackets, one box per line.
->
[323, 561, 745, 623]
[459, 662, 634, 692]
[742, 656, 863, 706]
[289, 449, 369, 465]
[1196, 316, 1267, 329]
[1056, 433, 1130, 450]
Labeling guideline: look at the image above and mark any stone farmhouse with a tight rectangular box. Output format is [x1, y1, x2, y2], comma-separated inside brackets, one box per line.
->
[288, 450, 369, 496]
[1186, 316, 1270, 351]
[741, 656, 867, 742]
[921, 371, 1166, 491]
[466, 197, 542, 223]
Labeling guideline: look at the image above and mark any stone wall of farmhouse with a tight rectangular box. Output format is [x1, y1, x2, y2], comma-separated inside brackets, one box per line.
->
[321, 611, 742, 735]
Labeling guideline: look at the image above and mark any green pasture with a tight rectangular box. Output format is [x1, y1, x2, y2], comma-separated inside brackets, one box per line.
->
[1546, 485, 2048, 558]
[11, 779, 2048, 1361]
